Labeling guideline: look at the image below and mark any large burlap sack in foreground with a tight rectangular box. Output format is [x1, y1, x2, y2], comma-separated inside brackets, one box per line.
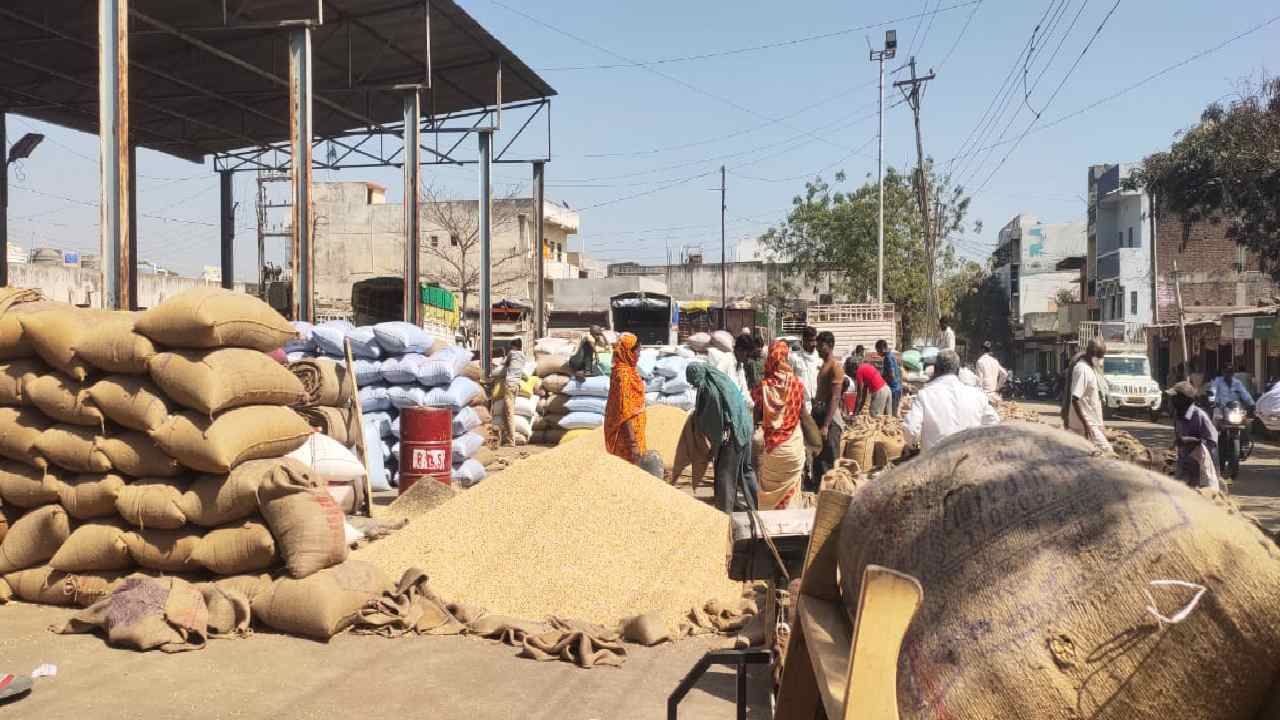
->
[57, 473, 127, 519]
[180, 459, 278, 527]
[86, 375, 172, 433]
[0, 299, 52, 361]
[135, 287, 297, 352]
[256, 458, 347, 578]
[98, 432, 182, 477]
[19, 308, 130, 381]
[837, 423, 1280, 720]
[116, 477, 189, 529]
[76, 317, 157, 375]
[252, 559, 392, 640]
[24, 374, 104, 427]
[0, 406, 51, 467]
[33, 425, 111, 472]
[150, 406, 311, 473]
[189, 519, 276, 575]
[0, 359, 43, 405]
[50, 520, 133, 572]
[0, 461, 59, 508]
[54, 574, 208, 652]
[0, 504, 70, 573]
[149, 348, 307, 414]
[2, 566, 127, 607]
[0, 504, 19, 544]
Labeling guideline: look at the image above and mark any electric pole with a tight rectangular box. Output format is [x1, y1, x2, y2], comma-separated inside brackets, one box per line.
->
[720, 165, 727, 331]
[870, 30, 897, 307]
[894, 57, 937, 341]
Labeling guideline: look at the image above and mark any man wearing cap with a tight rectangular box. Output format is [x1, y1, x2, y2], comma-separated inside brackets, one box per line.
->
[974, 341, 1009, 400]
[1167, 381, 1220, 489]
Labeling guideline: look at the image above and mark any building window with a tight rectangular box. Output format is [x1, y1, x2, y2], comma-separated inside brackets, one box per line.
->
[429, 235, 439, 248]
[450, 234, 460, 247]
[1117, 231, 1123, 248]
[1130, 291, 1138, 316]
[1127, 227, 1134, 247]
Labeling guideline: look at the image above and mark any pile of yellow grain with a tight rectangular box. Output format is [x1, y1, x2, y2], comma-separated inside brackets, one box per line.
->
[558, 403, 690, 469]
[353, 440, 741, 626]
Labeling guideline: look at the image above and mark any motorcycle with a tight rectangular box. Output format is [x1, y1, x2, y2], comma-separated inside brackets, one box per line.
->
[1213, 400, 1255, 480]
[1029, 374, 1055, 401]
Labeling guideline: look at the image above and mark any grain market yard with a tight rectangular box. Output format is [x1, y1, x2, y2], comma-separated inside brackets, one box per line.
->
[1, 601, 770, 719]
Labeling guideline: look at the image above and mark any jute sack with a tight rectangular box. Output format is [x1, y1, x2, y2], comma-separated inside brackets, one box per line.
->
[54, 574, 208, 653]
[25, 374, 105, 427]
[836, 423, 1280, 720]
[86, 375, 172, 433]
[540, 374, 571, 395]
[541, 393, 571, 415]
[148, 348, 307, 414]
[839, 428, 875, 471]
[115, 477, 189, 529]
[50, 520, 133, 572]
[2, 566, 127, 607]
[256, 458, 347, 578]
[252, 559, 393, 640]
[32, 425, 111, 473]
[0, 360, 43, 405]
[0, 461, 59, 508]
[20, 308, 129, 381]
[57, 473, 127, 520]
[122, 527, 203, 572]
[98, 432, 182, 477]
[0, 504, 19, 544]
[189, 519, 277, 575]
[134, 287, 297, 352]
[213, 572, 273, 604]
[297, 406, 351, 445]
[288, 358, 351, 407]
[0, 406, 51, 467]
[535, 354, 571, 378]
[76, 317, 157, 375]
[0, 504, 70, 573]
[180, 459, 278, 527]
[150, 406, 312, 473]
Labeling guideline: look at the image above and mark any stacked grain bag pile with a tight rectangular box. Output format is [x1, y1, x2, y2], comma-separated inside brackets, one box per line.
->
[0, 288, 389, 642]
[841, 414, 906, 470]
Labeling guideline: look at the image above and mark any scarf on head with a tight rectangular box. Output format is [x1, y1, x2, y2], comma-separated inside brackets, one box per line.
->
[604, 333, 647, 462]
[687, 362, 753, 451]
[752, 340, 804, 452]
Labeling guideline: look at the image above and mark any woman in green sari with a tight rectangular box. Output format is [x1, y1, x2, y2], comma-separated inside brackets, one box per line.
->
[685, 362, 758, 513]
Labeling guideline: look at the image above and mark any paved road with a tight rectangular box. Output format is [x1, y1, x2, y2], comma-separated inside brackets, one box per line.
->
[1018, 400, 1280, 534]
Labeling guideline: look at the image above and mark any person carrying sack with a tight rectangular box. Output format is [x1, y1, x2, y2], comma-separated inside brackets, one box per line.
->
[685, 363, 758, 513]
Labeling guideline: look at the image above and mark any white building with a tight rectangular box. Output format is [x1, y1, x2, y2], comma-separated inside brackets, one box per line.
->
[993, 213, 1087, 318]
[1089, 163, 1152, 326]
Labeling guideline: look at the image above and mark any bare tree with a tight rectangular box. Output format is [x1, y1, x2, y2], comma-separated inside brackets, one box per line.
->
[419, 184, 528, 317]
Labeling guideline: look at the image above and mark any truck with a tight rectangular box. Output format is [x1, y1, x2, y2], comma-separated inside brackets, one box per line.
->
[490, 299, 534, 356]
[1079, 322, 1162, 421]
[802, 304, 898, 356]
[609, 291, 677, 346]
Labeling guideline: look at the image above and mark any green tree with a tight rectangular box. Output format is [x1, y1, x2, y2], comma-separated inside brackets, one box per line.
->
[1130, 75, 1280, 276]
[758, 163, 981, 344]
[947, 261, 1014, 359]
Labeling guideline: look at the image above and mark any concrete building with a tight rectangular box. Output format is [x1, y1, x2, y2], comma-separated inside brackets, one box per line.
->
[8, 262, 250, 309]
[993, 213, 1086, 318]
[311, 182, 587, 316]
[1088, 164, 1154, 325]
[606, 259, 847, 306]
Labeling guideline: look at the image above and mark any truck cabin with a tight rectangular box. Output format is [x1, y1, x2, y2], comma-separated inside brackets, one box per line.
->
[610, 292, 676, 347]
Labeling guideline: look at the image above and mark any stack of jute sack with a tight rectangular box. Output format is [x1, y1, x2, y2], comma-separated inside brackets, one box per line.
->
[287, 320, 492, 488]
[0, 288, 392, 643]
[840, 414, 906, 471]
[528, 336, 586, 444]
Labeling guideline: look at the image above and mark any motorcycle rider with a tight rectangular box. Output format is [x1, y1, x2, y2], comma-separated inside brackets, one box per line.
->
[1211, 364, 1255, 461]
[1166, 381, 1220, 490]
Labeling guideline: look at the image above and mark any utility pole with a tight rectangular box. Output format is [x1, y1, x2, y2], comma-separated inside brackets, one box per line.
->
[1173, 260, 1189, 378]
[894, 57, 937, 340]
[870, 30, 897, 306]
[720, 165, 727, 331]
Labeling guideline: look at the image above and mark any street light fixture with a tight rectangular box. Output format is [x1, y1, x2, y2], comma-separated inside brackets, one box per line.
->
[7, 133, 43, 165]
[870, 30, 896, 308]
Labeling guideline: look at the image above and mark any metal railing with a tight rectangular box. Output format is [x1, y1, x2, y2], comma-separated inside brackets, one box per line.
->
[805, 303, 896, 324]
[1078, 320, 1145, 345]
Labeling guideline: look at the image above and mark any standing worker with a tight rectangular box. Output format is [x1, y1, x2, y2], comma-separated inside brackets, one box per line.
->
[1166, 381, 1220, 490]
[1067, 337, 1112, 453]
[789, 326, 821, 411]
[938, 316, 957, 353]
[604, 333, 647, 464]
[683, 363, 758, 512]
[809, 331, 845, 490]
[903, 349, 1000, 451]
[852, 353, 892, 417]
[975, 341, 1009, 400]
[570, 325, 610, 381]
[752, 340, 806, 510]
[495, 339, 526, 446]
[876, 339, 902, 416]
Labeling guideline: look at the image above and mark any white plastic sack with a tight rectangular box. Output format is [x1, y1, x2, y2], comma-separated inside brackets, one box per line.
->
[359, 384, 391, 412]
[425, 376, 482, 410]
[362, 418, 391, 491]
[452, 458, 487, 487]
[637, 348, 659, 380]
[286, 321, 316, 353]
[565, 396, 607, 415]
[676, 346, 695, 359]
[286, 432, 366, 485]
[346, 327, 382, 360]
[706, 347, 737, 376]
[452, 432, 485, 460]
[513, 395, 538, 419]
[646, 375, 666, 393]
[686, 332, 712, 352]
[452, 406, 481, 437]
[341, 358, 383, 385]
[380, 353, 429, 384]
[655, 355, 688, 379]
[388, 385, 430, 409]
[564, 376, 610, 397]
[417, 346, 472, 387]
[364, 411, 394, 439]
[663, 375, 692, 394]
[286, 351, 309, 363]
[711, 330, 734, 353]
[311, 322, 352, 356]
[658, 388, 697, 411]
[645, 391, 661, 405]
[373, 321, 434, 355]
[558, 411, 604, 430]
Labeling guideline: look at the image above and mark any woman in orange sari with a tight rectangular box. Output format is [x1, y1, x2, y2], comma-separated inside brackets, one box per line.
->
[751, 340, 806, 509]
[604, 333, 647, 463]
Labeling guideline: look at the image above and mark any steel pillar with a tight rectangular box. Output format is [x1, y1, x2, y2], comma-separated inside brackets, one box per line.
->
[219, 170, 235, 290]
[532, 160, 545, 339]
[1, 113, 8, 288]
[288, 27, 313, 322]
[99, 0, 130, 310]
[478, 129, 493, 375]
[402, 89, 421, 325]
[127, 144, 137, 309]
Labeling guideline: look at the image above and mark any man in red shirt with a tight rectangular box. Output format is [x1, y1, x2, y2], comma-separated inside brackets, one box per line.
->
[853, 356, 892, 417]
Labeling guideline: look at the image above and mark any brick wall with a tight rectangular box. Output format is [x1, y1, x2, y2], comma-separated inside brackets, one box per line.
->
[1153, 209, 1278, 321]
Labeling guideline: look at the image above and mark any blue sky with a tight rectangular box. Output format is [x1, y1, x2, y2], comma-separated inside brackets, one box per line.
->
[8, 0, 1279, 280]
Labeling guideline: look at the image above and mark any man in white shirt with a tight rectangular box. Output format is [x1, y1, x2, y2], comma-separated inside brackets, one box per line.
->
[938, 316, 957, 352]
[789, 326, 821, 411]
[1067, 337, 1112, 453]
[904, 350, 1001, 452]
[974, 341, 1009, 399]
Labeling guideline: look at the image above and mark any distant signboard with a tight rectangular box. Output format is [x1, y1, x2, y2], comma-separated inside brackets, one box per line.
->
[62, 251, 79, 266]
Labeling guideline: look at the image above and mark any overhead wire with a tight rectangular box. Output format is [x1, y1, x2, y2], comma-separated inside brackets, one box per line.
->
[936, 0, 984, 69]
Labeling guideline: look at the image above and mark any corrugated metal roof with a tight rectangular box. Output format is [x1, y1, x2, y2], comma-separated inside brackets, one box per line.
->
[0, 0, 554, 162]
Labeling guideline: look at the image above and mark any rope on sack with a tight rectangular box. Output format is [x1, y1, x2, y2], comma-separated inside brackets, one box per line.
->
[1143, 580, 1207, 626]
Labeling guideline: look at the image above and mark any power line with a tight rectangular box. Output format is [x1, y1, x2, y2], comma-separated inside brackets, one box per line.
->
[531, 1, 981, 71]
[936, 0, 985, 69]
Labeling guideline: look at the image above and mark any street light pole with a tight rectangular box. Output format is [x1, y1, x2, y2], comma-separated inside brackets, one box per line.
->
[870, 30, 897, 307]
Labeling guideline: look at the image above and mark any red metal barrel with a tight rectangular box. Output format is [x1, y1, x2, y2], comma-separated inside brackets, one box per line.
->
[398, 406, 453, 494]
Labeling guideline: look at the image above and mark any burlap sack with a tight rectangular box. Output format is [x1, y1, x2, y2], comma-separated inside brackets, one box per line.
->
[57, 473, 127, 520]
[540, 374, 571, 395]
[0, 504, 18, 544]
[251, 559, 393, 640]
[872, 435, 905, 468]
[289, 358, 352, 407]
[86, 375, 172, 433]
[149, 348, 307, 414]
[0, 310, 39, 361]
[0, 461, 59, 508]
[33, 425, 111, 473]
[134, 287, 297, 352]
[25, 374, 105, 427]
[540, 393, 571, 415]
[54, 574, 208, 652]
[98, 432, 182, 477]
[0, 360, 43, 405]
[180, 458, 277, 527]
[213, 572, 273, 604]
[297, 406, 351, 445]
[256, 458, 347, 578]
[0, 504, 70, 573]
[20, 308, 129, 381]
[150, 406, 312, 473]
[50, 520, 133, 572]
[123, 527, 203, 572]
[190, 519, 276, 575]
[116, 477, 189, 529]
[0, 406, 51, 467]
[77, 318, 157, 375]
[2, 566, 126, 607]
[837, 423, 1280, 720]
